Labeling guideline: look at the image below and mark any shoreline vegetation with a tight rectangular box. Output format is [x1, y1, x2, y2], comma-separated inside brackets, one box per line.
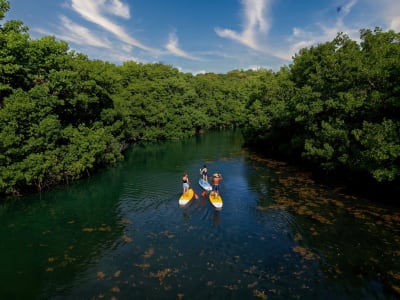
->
[0, 0, 399, 203]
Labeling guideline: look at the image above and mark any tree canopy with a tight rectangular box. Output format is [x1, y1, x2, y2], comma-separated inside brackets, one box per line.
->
[245, 28, 400, 187]
[1, 0, 399, 198]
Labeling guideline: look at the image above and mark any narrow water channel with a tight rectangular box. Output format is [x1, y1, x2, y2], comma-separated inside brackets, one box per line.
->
[0, 130, 399, 299]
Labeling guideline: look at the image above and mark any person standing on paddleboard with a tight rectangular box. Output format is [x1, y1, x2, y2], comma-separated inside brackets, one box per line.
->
[182, 173, 190, 194]
[211, 173, 223, 196]
[200, 165, 208, 182]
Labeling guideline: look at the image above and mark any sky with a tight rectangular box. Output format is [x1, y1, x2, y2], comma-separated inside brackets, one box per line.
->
[5, 0, 400, 74]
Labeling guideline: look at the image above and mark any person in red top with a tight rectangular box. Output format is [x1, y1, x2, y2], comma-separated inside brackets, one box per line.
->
[211, 173, 223, 196]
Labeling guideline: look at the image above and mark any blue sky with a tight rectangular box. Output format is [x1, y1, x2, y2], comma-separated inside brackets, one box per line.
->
[5, 0, 400, 74]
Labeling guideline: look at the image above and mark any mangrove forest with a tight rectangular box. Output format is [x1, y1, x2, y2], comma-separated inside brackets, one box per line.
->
[0, 0, 399, 200]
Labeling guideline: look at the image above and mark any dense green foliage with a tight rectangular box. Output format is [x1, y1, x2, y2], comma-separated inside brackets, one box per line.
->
[245, 29, 400, 185]
[1, 0, 399, 196]
[0, 1, 254, 195]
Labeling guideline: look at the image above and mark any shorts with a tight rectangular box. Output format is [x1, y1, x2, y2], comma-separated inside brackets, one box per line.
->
[213, 185, 219, 192]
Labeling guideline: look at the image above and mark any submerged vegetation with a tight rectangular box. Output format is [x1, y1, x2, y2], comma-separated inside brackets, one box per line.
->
[0, 0, 399, 198]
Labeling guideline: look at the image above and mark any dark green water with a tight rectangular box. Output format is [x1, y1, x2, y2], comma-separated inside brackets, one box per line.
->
[1, 131, 399, 299]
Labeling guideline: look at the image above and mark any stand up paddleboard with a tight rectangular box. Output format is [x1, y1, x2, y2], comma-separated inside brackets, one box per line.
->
[209, 191, 223, 209]
[198, 178, 212, 191]
[179, 188, 194, 206]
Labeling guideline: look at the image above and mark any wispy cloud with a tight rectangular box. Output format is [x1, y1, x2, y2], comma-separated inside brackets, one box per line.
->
[335, 0, 358, 28]
[273, 0, 361, 61]
[165, 31, 202, 61]
[269, 0, 400, 65]
[69, 0, 158, 53]
[390, 17, 400, 32]
[105, 0, 130, 19]
[215, 0, 271, 50]
[56, 15, 112, 48]
[30, 0, 400, 73]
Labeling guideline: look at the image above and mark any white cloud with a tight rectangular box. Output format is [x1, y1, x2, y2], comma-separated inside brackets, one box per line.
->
[215, 0, 271, 50]
[36, 0, 400, 72]
[213, 0, 400, 70]
[273, 0, 362, 61]
[334, 0, 358, 30]
[340, 0, 358, 16]
[69, 0, 158, 53]
[57, 16, 112, 48]
[106, 0, 130, 19]
[390, 17, 400, 32]
[165, 31, 202, 61]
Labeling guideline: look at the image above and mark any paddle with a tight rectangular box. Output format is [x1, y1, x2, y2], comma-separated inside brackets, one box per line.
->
[191, 184, 199, 199]
[189, 183, 199, 200]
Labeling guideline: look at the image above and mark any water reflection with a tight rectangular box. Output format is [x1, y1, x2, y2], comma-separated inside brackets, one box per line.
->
[213, 210, 221, 227]
[0, 131, 399, 299]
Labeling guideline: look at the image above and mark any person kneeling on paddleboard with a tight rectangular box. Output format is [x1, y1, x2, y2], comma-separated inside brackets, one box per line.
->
[182, 173, 190, 194]
[211, 173, 223, 196]
[200, 165, 208, 182]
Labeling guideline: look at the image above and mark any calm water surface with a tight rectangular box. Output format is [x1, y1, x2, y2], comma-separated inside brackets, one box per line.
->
[0, 131, 399, 299]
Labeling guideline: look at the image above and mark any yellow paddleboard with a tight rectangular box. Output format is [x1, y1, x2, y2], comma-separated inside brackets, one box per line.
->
[209, 191, 223, 209]
[179, 188, 194, 206]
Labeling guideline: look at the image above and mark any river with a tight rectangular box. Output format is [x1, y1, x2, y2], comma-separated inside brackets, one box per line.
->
[0, 130, 399, 299]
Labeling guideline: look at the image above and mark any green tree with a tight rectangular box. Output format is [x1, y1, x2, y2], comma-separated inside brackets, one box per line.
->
[0, 17, 30, 102]
[244, 29, 400, 185]
[244, 67, 297, 156]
